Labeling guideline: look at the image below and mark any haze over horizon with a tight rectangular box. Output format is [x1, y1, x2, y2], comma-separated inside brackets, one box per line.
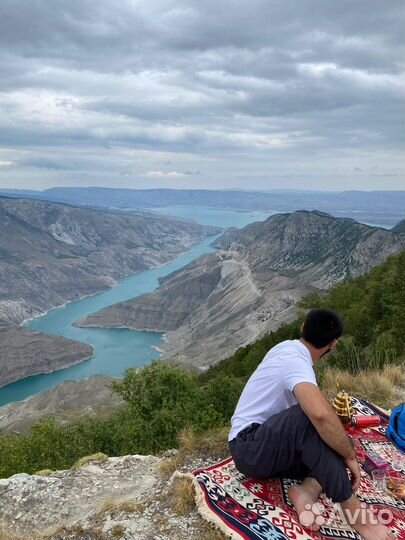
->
[0, 0, 404, 192]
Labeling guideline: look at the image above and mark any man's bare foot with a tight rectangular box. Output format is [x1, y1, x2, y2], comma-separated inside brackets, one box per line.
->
[288, 477, 324, 532]
[341, 495, 395, 540]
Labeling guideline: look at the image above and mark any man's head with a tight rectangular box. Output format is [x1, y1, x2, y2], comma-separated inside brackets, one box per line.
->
[301, 308, 344, 350]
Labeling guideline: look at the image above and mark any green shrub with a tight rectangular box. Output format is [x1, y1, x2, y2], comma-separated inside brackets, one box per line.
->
[300, 252, 405, 372]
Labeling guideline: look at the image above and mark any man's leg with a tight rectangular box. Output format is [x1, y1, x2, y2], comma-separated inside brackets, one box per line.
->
[291, 407, 353, 503]
[230, 405, 321, 479]
[282, 408, 394, 538]
[229, 405, 337, 531]
[230, 405, 394, 537]
[230, 405, 353, 499]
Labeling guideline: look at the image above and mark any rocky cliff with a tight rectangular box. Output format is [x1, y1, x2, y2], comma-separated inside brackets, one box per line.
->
[77, 211, 405, 368]
[0, 197, 220, 325]
[0, 326, 93, 389]
[0, 197, 220, 387]
[74, 254, 223, 332]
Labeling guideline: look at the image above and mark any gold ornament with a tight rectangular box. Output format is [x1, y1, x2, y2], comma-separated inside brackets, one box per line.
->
[332, 390, 353, 425]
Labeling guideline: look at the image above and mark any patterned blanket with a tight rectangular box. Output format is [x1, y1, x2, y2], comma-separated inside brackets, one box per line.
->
[192, 398, 405, 539]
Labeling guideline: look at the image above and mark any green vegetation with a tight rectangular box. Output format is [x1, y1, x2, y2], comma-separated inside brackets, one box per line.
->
[0, 363, 244, 477]
[0, 252, 403, 478]
[300, 250, 405, 375]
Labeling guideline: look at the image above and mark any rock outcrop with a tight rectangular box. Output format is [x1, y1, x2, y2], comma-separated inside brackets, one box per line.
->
[76, 211, 405, 368]
[0, 454, 162, 538]
[75, 254, 223, 332]
[0, 453, 217, 540]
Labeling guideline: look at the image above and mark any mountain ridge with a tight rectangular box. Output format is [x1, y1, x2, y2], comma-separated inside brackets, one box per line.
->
[76, 211, 405, 368]
[0, 196, 220, 325]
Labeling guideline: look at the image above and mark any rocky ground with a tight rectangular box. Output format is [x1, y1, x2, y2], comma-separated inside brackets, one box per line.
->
[0, 451, 227, 540]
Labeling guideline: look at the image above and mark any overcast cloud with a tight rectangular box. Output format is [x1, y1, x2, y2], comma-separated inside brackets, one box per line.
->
[0, 0, 404, 191]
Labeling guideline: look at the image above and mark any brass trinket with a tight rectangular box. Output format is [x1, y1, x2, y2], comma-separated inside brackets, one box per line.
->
[332, 390, 353, 425]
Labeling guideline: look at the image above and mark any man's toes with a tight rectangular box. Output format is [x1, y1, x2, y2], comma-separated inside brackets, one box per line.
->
[298, 510, 315, 527]
[315, 515, 325, 526]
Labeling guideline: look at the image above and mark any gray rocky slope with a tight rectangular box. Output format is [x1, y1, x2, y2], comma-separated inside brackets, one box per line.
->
[0, 196, 219, 325]
[0, 453, 219, 540]
[0, 327, 93, 392]
[0, 197, 219, 387]
[77, 211, 405, 369]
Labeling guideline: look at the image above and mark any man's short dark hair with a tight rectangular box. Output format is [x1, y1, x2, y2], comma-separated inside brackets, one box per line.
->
[301, 308, 344, 348]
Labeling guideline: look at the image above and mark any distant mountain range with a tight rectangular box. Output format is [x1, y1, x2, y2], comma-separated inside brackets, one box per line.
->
[76, 211, 405, 368]
[0, 197, 219, 388]
[0, 187, 404, 227]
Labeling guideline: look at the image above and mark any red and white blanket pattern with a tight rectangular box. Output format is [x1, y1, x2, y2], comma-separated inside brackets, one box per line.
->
[192, 398, 405, 539]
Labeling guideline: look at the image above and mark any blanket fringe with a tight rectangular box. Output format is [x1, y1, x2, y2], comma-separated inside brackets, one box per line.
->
[170, 471, 244, 540]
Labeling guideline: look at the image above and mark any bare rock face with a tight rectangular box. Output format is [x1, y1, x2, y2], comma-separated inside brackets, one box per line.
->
[75, 254, 223, 331]
[0, 326, 93, 389]
[0, 197, 220, 325]
[0, 454, 212, 540]
[213, 210, 404, 287]
[76, 211, 405, 369]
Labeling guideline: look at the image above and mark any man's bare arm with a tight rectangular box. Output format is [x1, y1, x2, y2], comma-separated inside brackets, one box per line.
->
[293, 382, 355, 459]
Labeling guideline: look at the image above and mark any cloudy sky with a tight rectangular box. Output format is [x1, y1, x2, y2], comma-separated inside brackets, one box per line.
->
[0, 0, 404, 191]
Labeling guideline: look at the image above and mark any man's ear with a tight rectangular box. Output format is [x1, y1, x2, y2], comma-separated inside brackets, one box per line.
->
[300, 322, 304, 332]
[329, 338, 338, 349]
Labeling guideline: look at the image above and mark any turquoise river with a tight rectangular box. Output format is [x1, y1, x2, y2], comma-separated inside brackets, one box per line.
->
[0, 207, 274, 406]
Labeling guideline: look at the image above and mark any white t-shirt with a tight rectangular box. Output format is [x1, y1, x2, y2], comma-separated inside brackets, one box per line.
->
[228, 339, 317, 441]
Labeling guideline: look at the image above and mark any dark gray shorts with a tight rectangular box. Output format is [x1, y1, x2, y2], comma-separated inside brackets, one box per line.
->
[229, 404, 353, 503]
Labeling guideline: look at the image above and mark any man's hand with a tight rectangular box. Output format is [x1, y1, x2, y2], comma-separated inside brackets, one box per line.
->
[344, 455, 361, 492]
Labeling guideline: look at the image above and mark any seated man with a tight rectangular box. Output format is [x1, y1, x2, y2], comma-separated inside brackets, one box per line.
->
[228, 308, 393, 540]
